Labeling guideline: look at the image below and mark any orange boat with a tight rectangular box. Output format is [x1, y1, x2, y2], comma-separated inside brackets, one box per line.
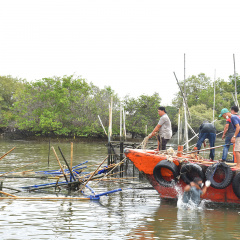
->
[124, 147, 240, 204]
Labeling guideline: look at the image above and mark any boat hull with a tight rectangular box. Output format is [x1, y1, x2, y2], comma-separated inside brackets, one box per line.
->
[124, 148, 240, 204]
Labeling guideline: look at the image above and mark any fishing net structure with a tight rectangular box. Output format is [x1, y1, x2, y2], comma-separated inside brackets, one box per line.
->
[139, 135, 150, 150]
[139, 133, 159, 150]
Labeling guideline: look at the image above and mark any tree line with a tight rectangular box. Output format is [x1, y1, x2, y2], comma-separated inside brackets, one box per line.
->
[0, 75, 164, 138]
[172, 73, 240, 133]
[0, 73, 239, 139]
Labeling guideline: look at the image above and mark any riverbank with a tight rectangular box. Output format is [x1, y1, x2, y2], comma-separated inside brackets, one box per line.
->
[1, 130, 143, 143]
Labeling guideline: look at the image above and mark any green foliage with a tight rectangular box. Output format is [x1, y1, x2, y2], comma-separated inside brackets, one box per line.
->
[172, 73, 237, 122]
[172, 73, 240, 136]
[12, 75, 121, 137]
[0, 76, 24, 128]
[123, 93, 161, 137]
[165, 106, 178, 131]
[173, 73, 212, 108]
[1, 72, 240, 138]
[188, 104, 224, 132]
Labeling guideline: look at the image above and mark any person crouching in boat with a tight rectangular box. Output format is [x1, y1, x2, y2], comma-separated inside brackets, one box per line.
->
[182, 177, 211, 205]
[147, 106, 172, 150]
[196, 121, 216, 161]
[219, 108, 240, 169]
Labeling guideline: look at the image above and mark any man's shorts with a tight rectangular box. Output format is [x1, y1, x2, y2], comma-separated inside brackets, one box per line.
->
[234, 137, 240, 151]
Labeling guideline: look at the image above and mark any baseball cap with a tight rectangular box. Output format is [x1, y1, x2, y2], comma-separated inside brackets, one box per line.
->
[219, 108, 229, 117]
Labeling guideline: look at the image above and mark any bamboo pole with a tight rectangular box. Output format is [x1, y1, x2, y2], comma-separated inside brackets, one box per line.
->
[0, 161, 37, 177]
[48, 138, 50, 167]
[58, 147, 76, 181]
[187, 123, 197, 136]
[171, 155, 236, 166]
[0, 147, 16, 161]
[213, 69, 216, 124]
[183, 53, 189, 151]
[80, 169, 123, 181]
[233, 54, 240, 109]
[0, 191, 17, 197]
[92, 157, 126, 186]
[94, 177, 138, 180]
[98, 115, 108, 136]
[79, 156, 108, 191]
[51, 147, 68, 183]
[178, 109, 181, 145]
[108, 97, 113, 142]
[71, 142, 73, 171]
[120, 104, 122, 141]
[123, 107, 127, 141]
[2, 186, 21, 192]
[183, 144, 230, 155]
[91, 179, 141, 184]
[76, 164, 115, 180]
[174, 72, 191, 120]
[80, 169, 125, 182]
[0, 197, 91, 200]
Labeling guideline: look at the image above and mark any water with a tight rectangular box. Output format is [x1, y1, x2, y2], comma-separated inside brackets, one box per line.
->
[0, 139, 240, 240]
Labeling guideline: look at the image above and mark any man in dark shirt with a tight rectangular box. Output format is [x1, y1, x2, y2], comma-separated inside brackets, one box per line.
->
[196, 121, 216, 160]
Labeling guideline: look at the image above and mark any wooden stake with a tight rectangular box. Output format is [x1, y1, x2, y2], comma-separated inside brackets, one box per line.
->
[51, 147, 68, 183]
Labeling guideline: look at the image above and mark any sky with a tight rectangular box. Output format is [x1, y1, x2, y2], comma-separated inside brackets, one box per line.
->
[0, 0, 240, 105]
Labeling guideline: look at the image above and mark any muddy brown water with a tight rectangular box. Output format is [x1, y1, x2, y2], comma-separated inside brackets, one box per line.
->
[0, 139, 239, 240]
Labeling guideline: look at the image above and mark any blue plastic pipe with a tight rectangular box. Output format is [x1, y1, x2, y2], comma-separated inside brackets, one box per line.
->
[87, 188, 122, 199]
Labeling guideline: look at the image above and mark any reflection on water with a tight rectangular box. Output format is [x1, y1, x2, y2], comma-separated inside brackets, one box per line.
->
[0, 139, 240, 239]
[127, 202, 240, 240]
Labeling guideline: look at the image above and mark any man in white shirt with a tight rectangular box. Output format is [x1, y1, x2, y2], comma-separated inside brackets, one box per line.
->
[148, 107, 172, 150]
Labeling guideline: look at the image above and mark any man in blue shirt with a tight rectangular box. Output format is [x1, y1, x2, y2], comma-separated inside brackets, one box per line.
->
[221, 106, 239, 162]
[219, 108, 240, 169]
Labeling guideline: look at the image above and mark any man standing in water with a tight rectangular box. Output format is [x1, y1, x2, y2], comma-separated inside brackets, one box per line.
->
[148, 107, 172, 150]
[182, 177, 211, 205]
[219, 108, 240, 169]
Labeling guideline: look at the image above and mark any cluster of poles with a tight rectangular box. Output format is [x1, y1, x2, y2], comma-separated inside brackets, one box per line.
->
[175, 54, 239, 156]
[0, 143, 140, 201]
